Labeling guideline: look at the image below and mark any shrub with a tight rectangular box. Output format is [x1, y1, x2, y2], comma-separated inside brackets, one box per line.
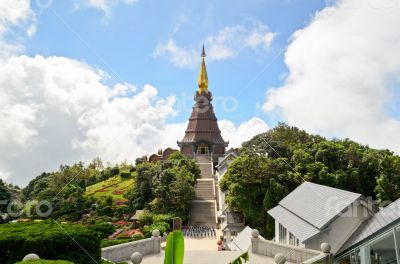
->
[138, 211, 153, 225]
[100, 233, 144, 248]
[153, 213, 175, 226]
[120, 172, 131, 179]
[110, 167, 119, 177]
[0, 222, 101, 264]
[14, 260, 75, 264]
[89, 221, 116, 239]
[101, 238, 131, 248]
[131, 234, 144, 241]
[143, 221, 170, 237]
[97, 205, 113, 216]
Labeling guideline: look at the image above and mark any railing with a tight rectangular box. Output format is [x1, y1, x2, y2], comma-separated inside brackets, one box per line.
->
[102, 232, 161, 263]
[251, 236, 322, 263]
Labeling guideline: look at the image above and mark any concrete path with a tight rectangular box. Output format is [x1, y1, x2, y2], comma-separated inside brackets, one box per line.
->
[132, 250, 288, 264]
[182, 228, 222, 251]
[126, 231, 289, 264]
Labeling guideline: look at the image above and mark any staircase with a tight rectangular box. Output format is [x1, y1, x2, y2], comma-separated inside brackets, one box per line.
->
[189, 201, 217, 226]
[189, 155, 217, 227]
[194, 180, 215, 200]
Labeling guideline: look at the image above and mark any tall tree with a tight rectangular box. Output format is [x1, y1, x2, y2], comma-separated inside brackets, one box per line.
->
[221, 123, 400, 238]
[0, 179, 11, 214]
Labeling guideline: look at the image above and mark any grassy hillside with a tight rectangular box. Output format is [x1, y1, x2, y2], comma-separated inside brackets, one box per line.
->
[85, 174, 135, 206]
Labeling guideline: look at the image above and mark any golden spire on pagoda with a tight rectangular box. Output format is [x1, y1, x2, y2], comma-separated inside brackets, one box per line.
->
[197, 45, 209, 93]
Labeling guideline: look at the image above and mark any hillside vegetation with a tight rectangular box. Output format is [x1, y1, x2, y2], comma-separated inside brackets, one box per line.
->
[85, 175, 135, 206]
[16, 152, 199, 224]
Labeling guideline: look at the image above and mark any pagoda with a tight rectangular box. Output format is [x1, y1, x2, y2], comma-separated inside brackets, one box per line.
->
[178, 46, 228, 162]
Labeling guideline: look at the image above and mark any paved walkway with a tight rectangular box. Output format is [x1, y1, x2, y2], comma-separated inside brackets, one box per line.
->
[133, 250, 286, 264]
[126, 232, 292, 264]
[181, 229, 223, 251]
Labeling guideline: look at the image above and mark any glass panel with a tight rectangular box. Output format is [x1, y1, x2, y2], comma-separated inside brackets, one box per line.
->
[355, 249, 361, 264]
[340, 254, 351, 264]
[350, 251, 357, 264]
[279, 224, 287, 243]
[395, 227, 400, 264]
[369, 231, 397, 264]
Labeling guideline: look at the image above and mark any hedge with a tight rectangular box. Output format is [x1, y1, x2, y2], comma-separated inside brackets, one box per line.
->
[14, 261, 128, 264]
[0, 222, 101, 264]
[101, 234, 144, 248]
[143, 221, 170, 238]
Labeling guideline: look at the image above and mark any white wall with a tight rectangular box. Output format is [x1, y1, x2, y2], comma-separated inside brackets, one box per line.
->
[305, 204, 370, 254]
[274, 202, 370, 253]
[101, 236, 161, 263]
[251, 236, 322, 263]
[216, 159, 234, 212]
[275, 220, 305, 248]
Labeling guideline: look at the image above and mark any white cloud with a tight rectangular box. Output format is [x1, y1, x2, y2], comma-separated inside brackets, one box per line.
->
[0, 168, 10, 181]
[0, 54, 178, 186]
[219, 118, 270, 148]
[263, 0, 400, 152]
[154, 21, 275, 68]
[154, 39, 199, 68]
[158, 118, 269, 151]
[206, 22, 275, 61]
[0, 1, 269, 187]
[0, 0, 33, 32]
[0, 53, 266, 186]
[82, 0, 137, 16]
[0, 0, 36, 57]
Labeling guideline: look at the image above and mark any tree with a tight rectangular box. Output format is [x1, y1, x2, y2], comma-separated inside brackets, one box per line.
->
[0, 179, 11, 213]
[126, 151, 200, 218]
[221, 123, 400, 238]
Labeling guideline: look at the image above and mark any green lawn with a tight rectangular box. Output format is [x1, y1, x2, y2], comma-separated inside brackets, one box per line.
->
[85, 174, 135, 203]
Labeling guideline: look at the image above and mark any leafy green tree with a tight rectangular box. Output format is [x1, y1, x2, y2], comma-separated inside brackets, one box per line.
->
[221, 123, 400, 238]
[126, 151, 199, 218]
[0, 179, 11, 213]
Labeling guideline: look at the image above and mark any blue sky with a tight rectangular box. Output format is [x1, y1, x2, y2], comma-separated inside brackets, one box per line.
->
[27, 0, 326, 124]
[2, 0, 400, 185]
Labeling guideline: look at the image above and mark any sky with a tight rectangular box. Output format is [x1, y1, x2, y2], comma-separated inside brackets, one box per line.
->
[1, 0, 400, 186]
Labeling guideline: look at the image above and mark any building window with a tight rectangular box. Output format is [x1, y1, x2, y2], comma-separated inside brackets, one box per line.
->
[289, 233, 300, 247]
[289, 233, 295, 246]
[339, 254, 351, 264]
[279, 223, 287, 244]
[337, 227, 400, 264]
[396, 227, 400, 263]
[368, 230, 397, 264]
[355, 249, 361, 264]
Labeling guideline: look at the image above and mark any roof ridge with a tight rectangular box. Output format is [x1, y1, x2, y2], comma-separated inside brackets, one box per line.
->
[278, 204, 321, 230]
[303, 181, 362, 196]
[279, 181, 362, 229]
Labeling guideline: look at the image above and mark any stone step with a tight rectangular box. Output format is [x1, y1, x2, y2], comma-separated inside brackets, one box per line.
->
[197, 163, 213, 178]
[195, 155, 211, 163]
[189, 158, 217, 226]
[194, 180, 215, 200]
[189, 201, 216, 226]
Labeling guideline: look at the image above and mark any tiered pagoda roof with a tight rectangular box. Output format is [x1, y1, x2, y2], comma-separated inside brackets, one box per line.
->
[178, 46, 228, 149]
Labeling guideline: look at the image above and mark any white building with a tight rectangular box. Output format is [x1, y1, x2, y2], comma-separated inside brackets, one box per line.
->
[335, 198, 400, 264]
[268, 182, 375, 255]
[215, 149, 245, 239]
[216, 149, 238, 214]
